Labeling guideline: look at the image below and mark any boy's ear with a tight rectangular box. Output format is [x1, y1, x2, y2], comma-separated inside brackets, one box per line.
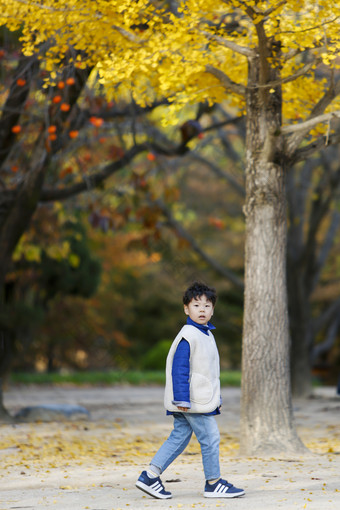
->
[184, 305, 189, 315]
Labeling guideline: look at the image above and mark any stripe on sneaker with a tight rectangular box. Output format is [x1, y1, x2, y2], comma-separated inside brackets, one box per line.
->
[151, 481, 162, 492]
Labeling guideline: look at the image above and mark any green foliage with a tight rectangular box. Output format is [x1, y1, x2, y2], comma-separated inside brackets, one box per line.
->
[9, 369, 241, 387]
[39, 220, 101, 300]
[7, 301, 45, 331]
[9, 217, 102, 373]
[140, 340, 172, 370]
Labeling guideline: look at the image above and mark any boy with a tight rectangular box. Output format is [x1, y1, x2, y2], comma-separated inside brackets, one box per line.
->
[136, 281, 245, 499]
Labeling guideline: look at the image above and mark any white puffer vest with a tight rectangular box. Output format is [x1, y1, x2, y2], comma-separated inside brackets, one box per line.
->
[164, 324, 220, 413]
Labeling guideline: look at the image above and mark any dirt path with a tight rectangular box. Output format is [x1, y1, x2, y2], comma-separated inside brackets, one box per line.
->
[0, 385, 339, 510]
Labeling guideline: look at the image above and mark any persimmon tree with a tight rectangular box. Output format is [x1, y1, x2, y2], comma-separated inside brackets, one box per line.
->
[2, 1, 340, 455]
[0, 28, 241, 421]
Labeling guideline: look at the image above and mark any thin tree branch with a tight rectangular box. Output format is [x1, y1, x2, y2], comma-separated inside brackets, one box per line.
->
[154, 198, 244, 289]
[247, 59, 320, 90]
[286, 79, 340, 155]
[280, 15, 340, 36]
[202, 31, 256, 57]
[291, 133, 340, 164]
[313, 209, 340, 290]
[217, 125, 244, 165]
[202, 116, 244, 133]
[41, 107, 247, 204]
[312, 298, 340, 339]
[281, 111, 340, 135]
[263, 1, 287, 17]
[283, 48, 305, 61]
[0, 55, 40, 169]
[224, 0, 259, 16]
[189, 153, 245, 197]
[205, 65, 246, 96]
[301, 162, 340, 295]
[312, 315, 340, 363]
[40, 143, 149, 202]
[94, 99, 170, 120]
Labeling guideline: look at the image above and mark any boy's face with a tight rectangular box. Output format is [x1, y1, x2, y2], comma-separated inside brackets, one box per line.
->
[184, 294, 214, 325]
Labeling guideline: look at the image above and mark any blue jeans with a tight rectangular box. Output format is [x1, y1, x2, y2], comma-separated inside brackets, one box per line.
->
[150, 412, 220, 481]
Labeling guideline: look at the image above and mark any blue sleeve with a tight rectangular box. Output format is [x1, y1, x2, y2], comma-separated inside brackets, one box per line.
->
[172, 338, 190, 407]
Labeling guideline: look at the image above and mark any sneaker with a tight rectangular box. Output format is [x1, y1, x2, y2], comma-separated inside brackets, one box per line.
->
[136, 470, 172, 499]
[204, 478, 245, 498]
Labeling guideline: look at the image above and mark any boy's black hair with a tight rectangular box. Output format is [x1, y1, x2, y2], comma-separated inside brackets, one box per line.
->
[183, 281, 217, 306]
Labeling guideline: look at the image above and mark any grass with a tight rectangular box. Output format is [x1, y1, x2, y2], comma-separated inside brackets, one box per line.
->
[9, 369, 241, 387]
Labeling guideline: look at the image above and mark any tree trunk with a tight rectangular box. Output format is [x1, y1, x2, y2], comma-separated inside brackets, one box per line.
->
[240, 50, 306, 456]
[0, 139, 48, 419]
[0, 381, 13, 423]
[285, 161, 315, 398]
[0, 331, 14, 423]
[287, 263, 313, 398]
[290, 316, 313, 399]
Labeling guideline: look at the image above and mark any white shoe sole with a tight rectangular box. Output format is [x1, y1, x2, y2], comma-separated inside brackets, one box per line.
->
[204, 489, 245, 498]
[136, 480, 172, 499]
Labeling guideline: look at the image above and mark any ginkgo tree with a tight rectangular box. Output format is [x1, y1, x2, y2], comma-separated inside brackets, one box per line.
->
[1, 0, 340, 455]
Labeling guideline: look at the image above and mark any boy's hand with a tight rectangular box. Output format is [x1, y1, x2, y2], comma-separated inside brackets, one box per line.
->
[177, 406, 189, 412]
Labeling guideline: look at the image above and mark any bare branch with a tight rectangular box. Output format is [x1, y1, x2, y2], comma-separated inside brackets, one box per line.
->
[263, 1, 287, 17]
[112, 25, 142, 44]
[154, 198, 244, 289]
[286, 79, 340, 155]
[202, 115, 244, 133]
[309, 76, 340, 119]
[94, 99, 170, 120]
[283, 48, 304, 61]
[312, 298, 340, 339]
[300, 161, 340, 295]
[291, 133, 340, 164]
[40, 143, 148, 202]
[202, 31, 256, 57]
[189, 153, 245, 197]
[313, 209, 340, 290]
[224, 0, 260, 16]
[280, 15, 340, 36]
[248, 59, 320, 90]
[281, 111, 340, 135]
[312, 315, 340, 363]
[205, 65, 246, 96]
[42, 122, 227, 201]
[0, 55, 40, 169]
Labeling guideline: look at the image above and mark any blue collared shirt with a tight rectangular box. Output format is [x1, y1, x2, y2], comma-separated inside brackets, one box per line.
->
[185, 316, 216, 335]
